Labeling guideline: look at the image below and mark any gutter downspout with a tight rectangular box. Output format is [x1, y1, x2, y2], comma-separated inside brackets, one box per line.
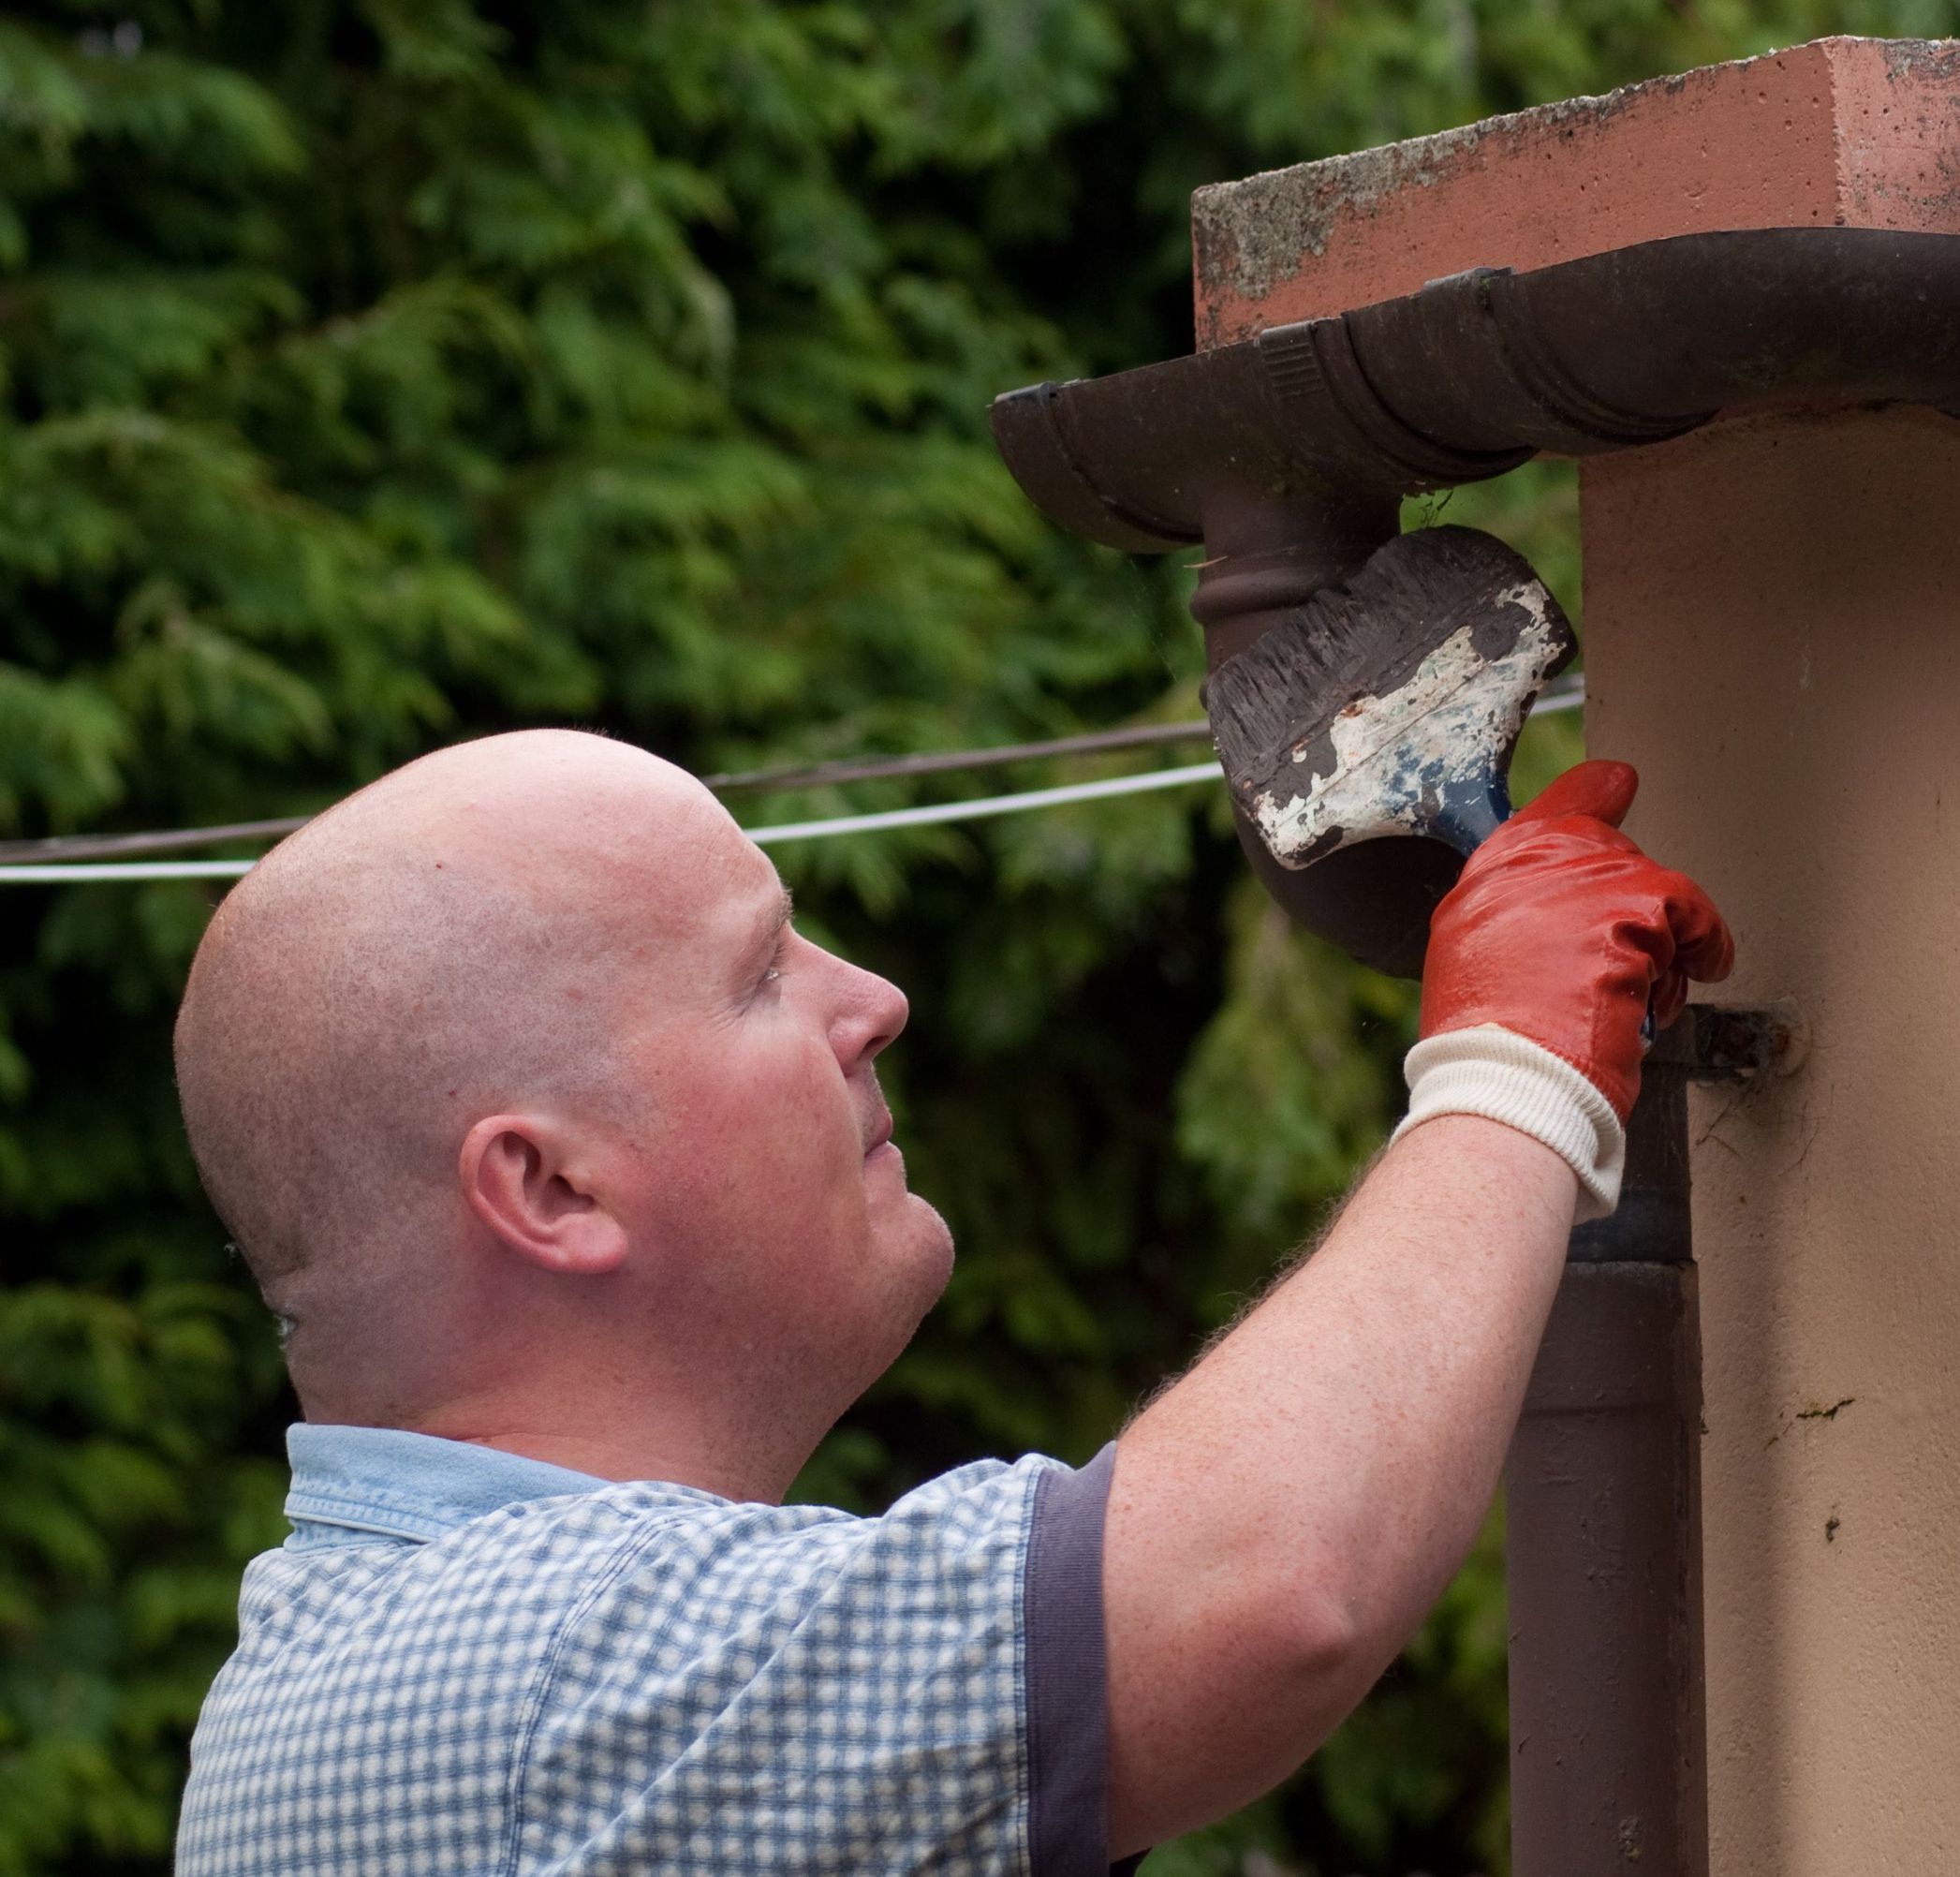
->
[1511, 1032, 1704, 1875]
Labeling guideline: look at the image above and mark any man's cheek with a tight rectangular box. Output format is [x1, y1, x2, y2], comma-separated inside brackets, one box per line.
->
[711, 1041, 855, 1165]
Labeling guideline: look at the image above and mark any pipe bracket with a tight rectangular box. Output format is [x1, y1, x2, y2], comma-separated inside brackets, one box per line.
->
[1657, 1000, 1808, 1083]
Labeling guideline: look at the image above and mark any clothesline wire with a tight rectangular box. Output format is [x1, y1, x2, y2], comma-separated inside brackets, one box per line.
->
[0, 673, 1584, 883]
[0, 763, 1231, 882]
[0, 716, 1220, 864]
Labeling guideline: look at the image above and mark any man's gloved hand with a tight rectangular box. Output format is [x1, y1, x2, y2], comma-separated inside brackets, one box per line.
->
[1393, 760, 1734, 1219]
[1422, 760, 1734, 1117]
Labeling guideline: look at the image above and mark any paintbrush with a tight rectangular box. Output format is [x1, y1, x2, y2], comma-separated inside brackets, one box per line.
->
[1205, 525, 1577, 871]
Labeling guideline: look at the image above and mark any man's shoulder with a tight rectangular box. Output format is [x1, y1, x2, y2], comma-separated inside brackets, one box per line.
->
[243, 1450, 1068, 1639]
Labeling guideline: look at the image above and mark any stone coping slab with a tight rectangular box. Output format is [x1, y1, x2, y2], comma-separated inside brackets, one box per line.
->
[1193, 36, 1960, 346]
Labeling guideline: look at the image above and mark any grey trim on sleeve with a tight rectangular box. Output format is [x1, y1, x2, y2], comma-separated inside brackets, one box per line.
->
[1024, 1441, 1143, 1876]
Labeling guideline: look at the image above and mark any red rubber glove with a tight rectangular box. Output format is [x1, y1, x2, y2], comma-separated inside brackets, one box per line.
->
[1420, 760, 1734, 1121]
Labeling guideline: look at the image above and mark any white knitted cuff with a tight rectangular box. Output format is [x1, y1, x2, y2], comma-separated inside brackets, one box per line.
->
[1392, 1024, 1626, 1222]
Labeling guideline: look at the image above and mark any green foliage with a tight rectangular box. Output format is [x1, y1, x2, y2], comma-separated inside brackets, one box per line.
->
[2, 2, 1952, 1871]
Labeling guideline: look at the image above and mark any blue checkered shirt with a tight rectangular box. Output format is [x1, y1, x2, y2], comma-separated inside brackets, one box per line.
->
[175, 1426, 1117, 1875]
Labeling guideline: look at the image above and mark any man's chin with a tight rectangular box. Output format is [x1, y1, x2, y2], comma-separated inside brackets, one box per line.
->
[880, 1189, 954, 1300]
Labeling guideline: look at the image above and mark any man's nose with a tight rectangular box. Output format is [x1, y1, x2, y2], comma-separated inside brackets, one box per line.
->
[833, 958, 908, 1068]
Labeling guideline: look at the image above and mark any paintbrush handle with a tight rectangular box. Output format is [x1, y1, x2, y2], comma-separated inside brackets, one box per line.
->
[1429, 776, 1516, 859]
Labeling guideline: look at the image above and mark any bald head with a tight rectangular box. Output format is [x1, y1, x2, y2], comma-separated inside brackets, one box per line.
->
[177, 727, 949, 1484]
[174, 732, 730, 1367]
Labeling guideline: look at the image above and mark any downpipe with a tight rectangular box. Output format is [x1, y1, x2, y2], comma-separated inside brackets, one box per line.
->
[1508, 1006, 1798, 1877]
[1509, 1028, 1704, 1876]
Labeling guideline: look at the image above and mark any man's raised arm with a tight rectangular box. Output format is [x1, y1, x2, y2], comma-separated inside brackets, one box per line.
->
[1100, 761, 1734, 1856]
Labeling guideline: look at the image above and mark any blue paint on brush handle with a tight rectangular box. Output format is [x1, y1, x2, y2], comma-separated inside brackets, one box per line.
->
[1430, 775, 1515, 859]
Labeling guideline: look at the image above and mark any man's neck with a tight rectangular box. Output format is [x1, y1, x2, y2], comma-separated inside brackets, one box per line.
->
[390, 1397, 823, 1505]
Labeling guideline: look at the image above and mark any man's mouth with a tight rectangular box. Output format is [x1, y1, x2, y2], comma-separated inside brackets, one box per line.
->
[863, 1107, 894, 1157]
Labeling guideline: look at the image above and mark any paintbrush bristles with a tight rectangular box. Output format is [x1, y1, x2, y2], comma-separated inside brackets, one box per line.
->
[1207, 525, 1575, 805]
[1206, 582, 1386, 788]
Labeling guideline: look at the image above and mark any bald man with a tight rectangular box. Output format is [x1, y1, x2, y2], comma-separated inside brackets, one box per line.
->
[172, 731, 1730, 1874]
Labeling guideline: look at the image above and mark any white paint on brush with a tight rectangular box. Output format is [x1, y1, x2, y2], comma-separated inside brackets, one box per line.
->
[1250, 583, 1568, 865]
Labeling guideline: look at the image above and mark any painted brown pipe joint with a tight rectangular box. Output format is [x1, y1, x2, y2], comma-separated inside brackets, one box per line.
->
[1184, 488, 1430, 963]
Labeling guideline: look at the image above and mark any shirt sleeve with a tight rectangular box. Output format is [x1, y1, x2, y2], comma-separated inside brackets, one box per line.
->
[512, 1450, 1125, 1877]
[1023, 1444, 1121, 1876]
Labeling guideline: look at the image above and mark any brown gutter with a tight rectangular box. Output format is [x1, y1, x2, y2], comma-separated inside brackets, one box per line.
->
[991, 226, 1960, 975]
[992, 227, 1960, 551]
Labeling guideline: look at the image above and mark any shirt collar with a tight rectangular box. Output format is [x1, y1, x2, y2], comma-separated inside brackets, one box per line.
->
[285, 1423, 609, 1547]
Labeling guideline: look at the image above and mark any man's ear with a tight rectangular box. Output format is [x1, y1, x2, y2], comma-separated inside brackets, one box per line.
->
[459, 1114, 629, 1277]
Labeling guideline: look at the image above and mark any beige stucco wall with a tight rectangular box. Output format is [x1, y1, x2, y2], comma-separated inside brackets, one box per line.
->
[1582, 405, 1960, 1874]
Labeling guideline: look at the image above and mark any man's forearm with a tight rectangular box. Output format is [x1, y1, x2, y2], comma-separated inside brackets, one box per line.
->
[1098, 762, 1734, 1856]
[1102, 1114, 1575, 1851]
